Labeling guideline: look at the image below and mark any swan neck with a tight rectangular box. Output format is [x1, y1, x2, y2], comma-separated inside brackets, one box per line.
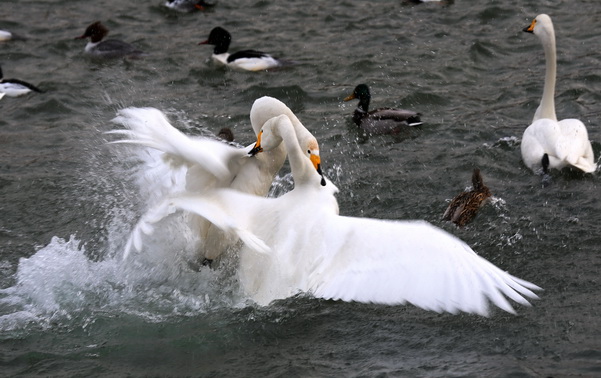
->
[537, 28, 557, 121]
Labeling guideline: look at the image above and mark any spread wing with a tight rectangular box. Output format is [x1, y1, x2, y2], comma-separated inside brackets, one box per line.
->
[108, 107, 250, 181]
[307, 215, 540, 316]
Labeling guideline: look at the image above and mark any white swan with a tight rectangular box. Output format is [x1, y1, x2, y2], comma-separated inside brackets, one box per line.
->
[135, 113, 541, 316]
[521, 14, 596, 174]
[109, 97, 319, 260]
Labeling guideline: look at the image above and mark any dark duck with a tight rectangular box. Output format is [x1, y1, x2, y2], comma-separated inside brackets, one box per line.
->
[344, 84, 422, 135]
[442, 168, 492, 227]
[199, 27, 283, 71]
[75, 21, 145, 58]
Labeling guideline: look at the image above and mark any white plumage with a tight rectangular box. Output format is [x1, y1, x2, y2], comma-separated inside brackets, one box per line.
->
[109, 97, 319, 260]
[131, 113, 541, 316]
[521, 14, 596, 173]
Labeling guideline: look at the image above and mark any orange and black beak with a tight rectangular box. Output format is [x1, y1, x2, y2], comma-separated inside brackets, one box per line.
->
[523, 18, 536, 33]
[249, 131, 263, 156]
[310, 153, 327, 186]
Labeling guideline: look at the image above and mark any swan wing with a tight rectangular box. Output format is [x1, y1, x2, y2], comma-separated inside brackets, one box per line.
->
[109, 107, 249, 180]
[557, 118, 597, 173]
[307, 216, 540, 316]
[123, 191, 270, 259]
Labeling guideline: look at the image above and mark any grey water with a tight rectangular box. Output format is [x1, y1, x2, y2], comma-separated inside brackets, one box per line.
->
[1, 0, 601, 376]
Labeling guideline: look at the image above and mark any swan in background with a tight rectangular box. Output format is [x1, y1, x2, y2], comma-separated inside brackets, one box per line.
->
[109, 97, 319, 261]
[343, 84, 422, 135]
[442, 168, 492, 227]
[133, 114, 541, 316]
[199, 27, 283, 71]
[521, 14, 596, 174]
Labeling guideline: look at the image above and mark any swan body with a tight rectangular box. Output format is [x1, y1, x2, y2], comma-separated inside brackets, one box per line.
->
[344, 84, 422, 135]
[442, 168, 492, 227]
[133, 114, 541, 316]
[0, 65, 43, 97]
[110, 97, 318, 260]
[199, 27, 282, 71]
[76, 21, 144, 58]
[521, 14, 596, 173]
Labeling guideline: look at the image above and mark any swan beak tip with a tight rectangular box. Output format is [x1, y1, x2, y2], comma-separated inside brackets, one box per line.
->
[523, 19, 536, 33]
[249, 146, 263, 156]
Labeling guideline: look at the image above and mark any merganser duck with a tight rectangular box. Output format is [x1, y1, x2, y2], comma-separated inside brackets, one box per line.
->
[164, 0, 215, 12]
[344, 84, 422, 135]
[0, 65, 43, 97]
[75, 21, 144, 58]
[199, 27, 283, 71]
[442, 168, 492, 227]
[520, 14, 596, 174]
[0, 30, 12, 41]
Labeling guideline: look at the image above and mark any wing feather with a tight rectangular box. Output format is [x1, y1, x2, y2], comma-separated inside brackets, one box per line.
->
[109, 107, 249, 180]
[310, 216, 540, 316]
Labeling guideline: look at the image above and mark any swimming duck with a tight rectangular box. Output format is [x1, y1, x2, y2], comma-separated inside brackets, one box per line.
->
[132, 113, 540, 315]
[0, 30, 12, 41]
[0, 65, 43, 97]
[442, 168, 492, 227]
[164, 0, 215, 12]
[75, 21, 145, 58]
[216, 127, 234, 142]
[199, 27, 283, 71]
[343, 84, 422, 135]
[520, 14, 596, 174]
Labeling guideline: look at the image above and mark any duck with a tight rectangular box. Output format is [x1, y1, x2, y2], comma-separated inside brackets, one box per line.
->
[343, 84, 422, 135]
[164, 0, 215, 12]
[199, 27, 283, 71]
[520, 14, 596, 174]
[109, 96, 320, 262]
[216, 127, 234, 142]
[132, 110, 541, 316]
[442, 168, 492, 227]
[0, 30, 12, 41]
[75, 21, 145, 58]
[0, 65, 43, 97]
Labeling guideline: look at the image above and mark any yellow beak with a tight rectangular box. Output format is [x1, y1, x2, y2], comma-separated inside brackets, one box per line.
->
[249, 130, 264, 156]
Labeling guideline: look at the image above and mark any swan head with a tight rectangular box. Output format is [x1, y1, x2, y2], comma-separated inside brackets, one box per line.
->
[249, 115, 326, 186]
[250, 96, 302, 136]
[523, 14, 554, 42]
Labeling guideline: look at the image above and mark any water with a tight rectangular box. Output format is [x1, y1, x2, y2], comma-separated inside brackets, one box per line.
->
[1, 0, 601, 376]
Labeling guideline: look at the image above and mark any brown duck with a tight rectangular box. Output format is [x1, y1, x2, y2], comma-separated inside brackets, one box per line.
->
[442, 168, 492, 227]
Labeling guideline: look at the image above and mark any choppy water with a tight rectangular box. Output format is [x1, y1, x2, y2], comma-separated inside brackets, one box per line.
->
[1, 0, 601, 376]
